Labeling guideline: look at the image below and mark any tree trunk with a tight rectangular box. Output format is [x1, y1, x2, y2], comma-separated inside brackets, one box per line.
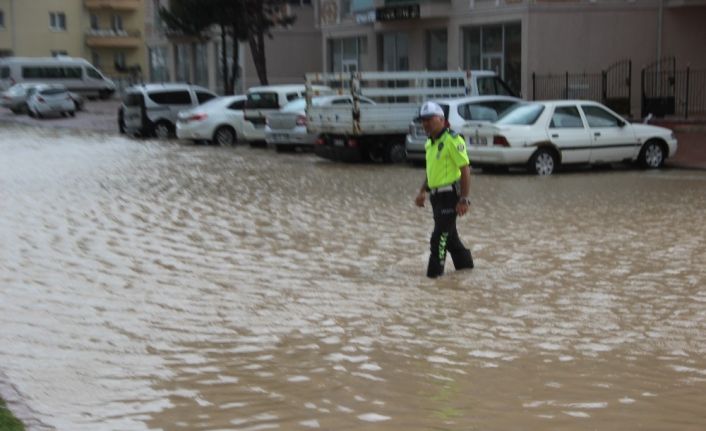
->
[230, 32, 240, 93]
[219, 24, 231, 94]
[249, 31, 268, 85]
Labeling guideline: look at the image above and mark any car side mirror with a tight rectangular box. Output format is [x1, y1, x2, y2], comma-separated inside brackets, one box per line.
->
[619, 119, 627, 127]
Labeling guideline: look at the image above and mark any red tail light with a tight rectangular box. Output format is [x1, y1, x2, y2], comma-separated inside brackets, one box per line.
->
[37, 96, 46, 103]
[189, 113, 207, 122]
[315, 137, 325, 146]
[493, 135, 510, 147]
[347, 138, 358, 148]
[295, 115, 307, 127]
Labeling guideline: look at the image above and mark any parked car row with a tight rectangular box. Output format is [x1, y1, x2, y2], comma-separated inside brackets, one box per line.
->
[115, 77, 677, 176]
[1, 82, 84, 117]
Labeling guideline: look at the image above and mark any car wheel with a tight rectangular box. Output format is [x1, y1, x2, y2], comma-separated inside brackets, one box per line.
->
[639, 140, 665, 169]
[69, 111, 75, 117]
[154, 121, 174, 139]
[385, 142, 407, 164]
[366, 143, 385, 163]
[213, 126, 237, 146]
[28, 108, 36, 118]
[10, 108, 22, 115]
[528, 148, 557, 176]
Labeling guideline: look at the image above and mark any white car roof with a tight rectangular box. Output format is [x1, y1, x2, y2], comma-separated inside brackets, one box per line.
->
[430, 95, 522, 106]
[247, 84, 330, 93]
[126, 83, 212, 93]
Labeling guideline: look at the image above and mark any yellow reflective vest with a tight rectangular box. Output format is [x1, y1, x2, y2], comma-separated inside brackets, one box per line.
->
[425, 129, 470, 189]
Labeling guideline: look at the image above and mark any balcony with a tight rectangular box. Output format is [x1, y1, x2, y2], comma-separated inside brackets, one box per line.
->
[85, 29, 141, 48]
[84, 0, 140, 11]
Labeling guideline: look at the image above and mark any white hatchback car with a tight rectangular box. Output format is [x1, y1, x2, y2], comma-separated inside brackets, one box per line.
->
[405, 95, 521, 162]
[26, 84, 76, 118]
[265, 95, 375, 152]
[176, 95, 247, 145]
[462, 100, 678, 175]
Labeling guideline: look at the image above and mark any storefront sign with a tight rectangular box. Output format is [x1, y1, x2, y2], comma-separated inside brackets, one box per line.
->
[375, 4, 420, 22]
[355, 10, 377, 24]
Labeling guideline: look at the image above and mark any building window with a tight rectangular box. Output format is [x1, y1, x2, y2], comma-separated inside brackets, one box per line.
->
[194, 43, 209, 87]
[379, 32, 409, 71]
[51, 50, 68, 57]
[50, 12, 67, 31]
[329, 37, 365, 73]
[149, 46, 170, 82]
[175, 44, 191, 82]
[463, 22, 521, 95]
[153, 0, 163, 31]
[0, 10, 5, 28]
[92, 52, 101, 69]
[114, 52, 126, 70]
[112, 15, 123, 32]
[90, 14, 99, 30]
[426, 29, 447, 71]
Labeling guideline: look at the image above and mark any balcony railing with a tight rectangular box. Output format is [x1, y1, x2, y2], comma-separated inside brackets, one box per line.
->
[84, 0, 140, 11]
[85, 29, 142, 48]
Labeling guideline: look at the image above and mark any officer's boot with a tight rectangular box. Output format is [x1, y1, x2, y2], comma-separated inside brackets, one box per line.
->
[451, 248, 474, 270]
[426, 255, 445, 278]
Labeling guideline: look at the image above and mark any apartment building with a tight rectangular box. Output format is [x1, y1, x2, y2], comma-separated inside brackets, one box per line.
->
[0, 0, 147, 83]
[145, 0, 322, 94]
[320, 0, 706, 99]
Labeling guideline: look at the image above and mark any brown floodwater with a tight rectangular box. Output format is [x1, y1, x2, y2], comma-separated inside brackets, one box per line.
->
[1, 125, 705, 430]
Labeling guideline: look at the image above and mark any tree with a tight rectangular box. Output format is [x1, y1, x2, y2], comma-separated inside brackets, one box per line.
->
[160, 0, 297, 90]
[243, 0, 297, 86]
[161, 0, 245, 94]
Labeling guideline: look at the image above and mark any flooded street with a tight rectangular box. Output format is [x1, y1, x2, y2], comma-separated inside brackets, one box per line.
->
[1, 124, 705, 430]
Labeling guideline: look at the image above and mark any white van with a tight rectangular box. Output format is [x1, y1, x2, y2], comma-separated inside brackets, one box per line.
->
[0, 56, 116, 99]
[241, 84, 331, 142]
[121, 83, 217, 139]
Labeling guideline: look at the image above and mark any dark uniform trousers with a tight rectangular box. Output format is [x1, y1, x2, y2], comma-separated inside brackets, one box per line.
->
[427, 188, 474, 278]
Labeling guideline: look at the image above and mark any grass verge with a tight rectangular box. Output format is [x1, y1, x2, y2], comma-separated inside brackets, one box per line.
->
[0, 397, 25, 431]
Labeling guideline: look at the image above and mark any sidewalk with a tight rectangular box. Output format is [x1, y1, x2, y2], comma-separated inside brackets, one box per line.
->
[655, 119, 706, 170]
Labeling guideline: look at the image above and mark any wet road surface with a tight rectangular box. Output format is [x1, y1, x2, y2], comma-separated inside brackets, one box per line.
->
[1, 125, 705, 430]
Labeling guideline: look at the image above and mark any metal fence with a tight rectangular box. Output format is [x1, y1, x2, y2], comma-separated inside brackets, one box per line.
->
[532, 59, 632, 117]
[671, 68, 706, 119]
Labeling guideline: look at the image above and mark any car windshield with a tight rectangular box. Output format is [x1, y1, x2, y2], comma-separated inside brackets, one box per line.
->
[496, 103, 544, 125]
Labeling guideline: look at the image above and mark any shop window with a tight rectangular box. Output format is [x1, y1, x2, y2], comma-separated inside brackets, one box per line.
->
[426, 29, 447, 71]
[463, 22, 521, 95]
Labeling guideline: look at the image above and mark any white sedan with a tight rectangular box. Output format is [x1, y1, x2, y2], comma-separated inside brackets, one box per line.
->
[405, 95, 521, 162]
[26, 84, 76, 118]
[176, 95, 246, 145]
[265, 95, 375, 152]
[462, 100, 678, 175]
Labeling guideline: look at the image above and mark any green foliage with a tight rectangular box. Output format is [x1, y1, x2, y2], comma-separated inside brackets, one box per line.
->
[0, 398, 25, 431]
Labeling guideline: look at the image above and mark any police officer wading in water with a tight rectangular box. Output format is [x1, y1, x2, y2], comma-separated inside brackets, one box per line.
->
[414, 101, 474, 278]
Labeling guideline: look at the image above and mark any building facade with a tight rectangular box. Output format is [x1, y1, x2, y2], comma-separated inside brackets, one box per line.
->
[319, 0, 706, 104]
[0, 0, 147, 85]
[145, 0, 323, 94]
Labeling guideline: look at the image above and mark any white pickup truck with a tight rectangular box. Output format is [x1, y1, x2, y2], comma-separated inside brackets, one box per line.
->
[305, 70, 516, 163]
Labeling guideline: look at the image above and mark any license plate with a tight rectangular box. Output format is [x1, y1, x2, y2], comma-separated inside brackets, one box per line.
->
[334, 138, 345, 147]
[273, 134, 288, 141]
[469, 136, 488, 146]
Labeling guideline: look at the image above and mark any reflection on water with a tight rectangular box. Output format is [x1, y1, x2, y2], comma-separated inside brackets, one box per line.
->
[1, 125, 705, 430]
